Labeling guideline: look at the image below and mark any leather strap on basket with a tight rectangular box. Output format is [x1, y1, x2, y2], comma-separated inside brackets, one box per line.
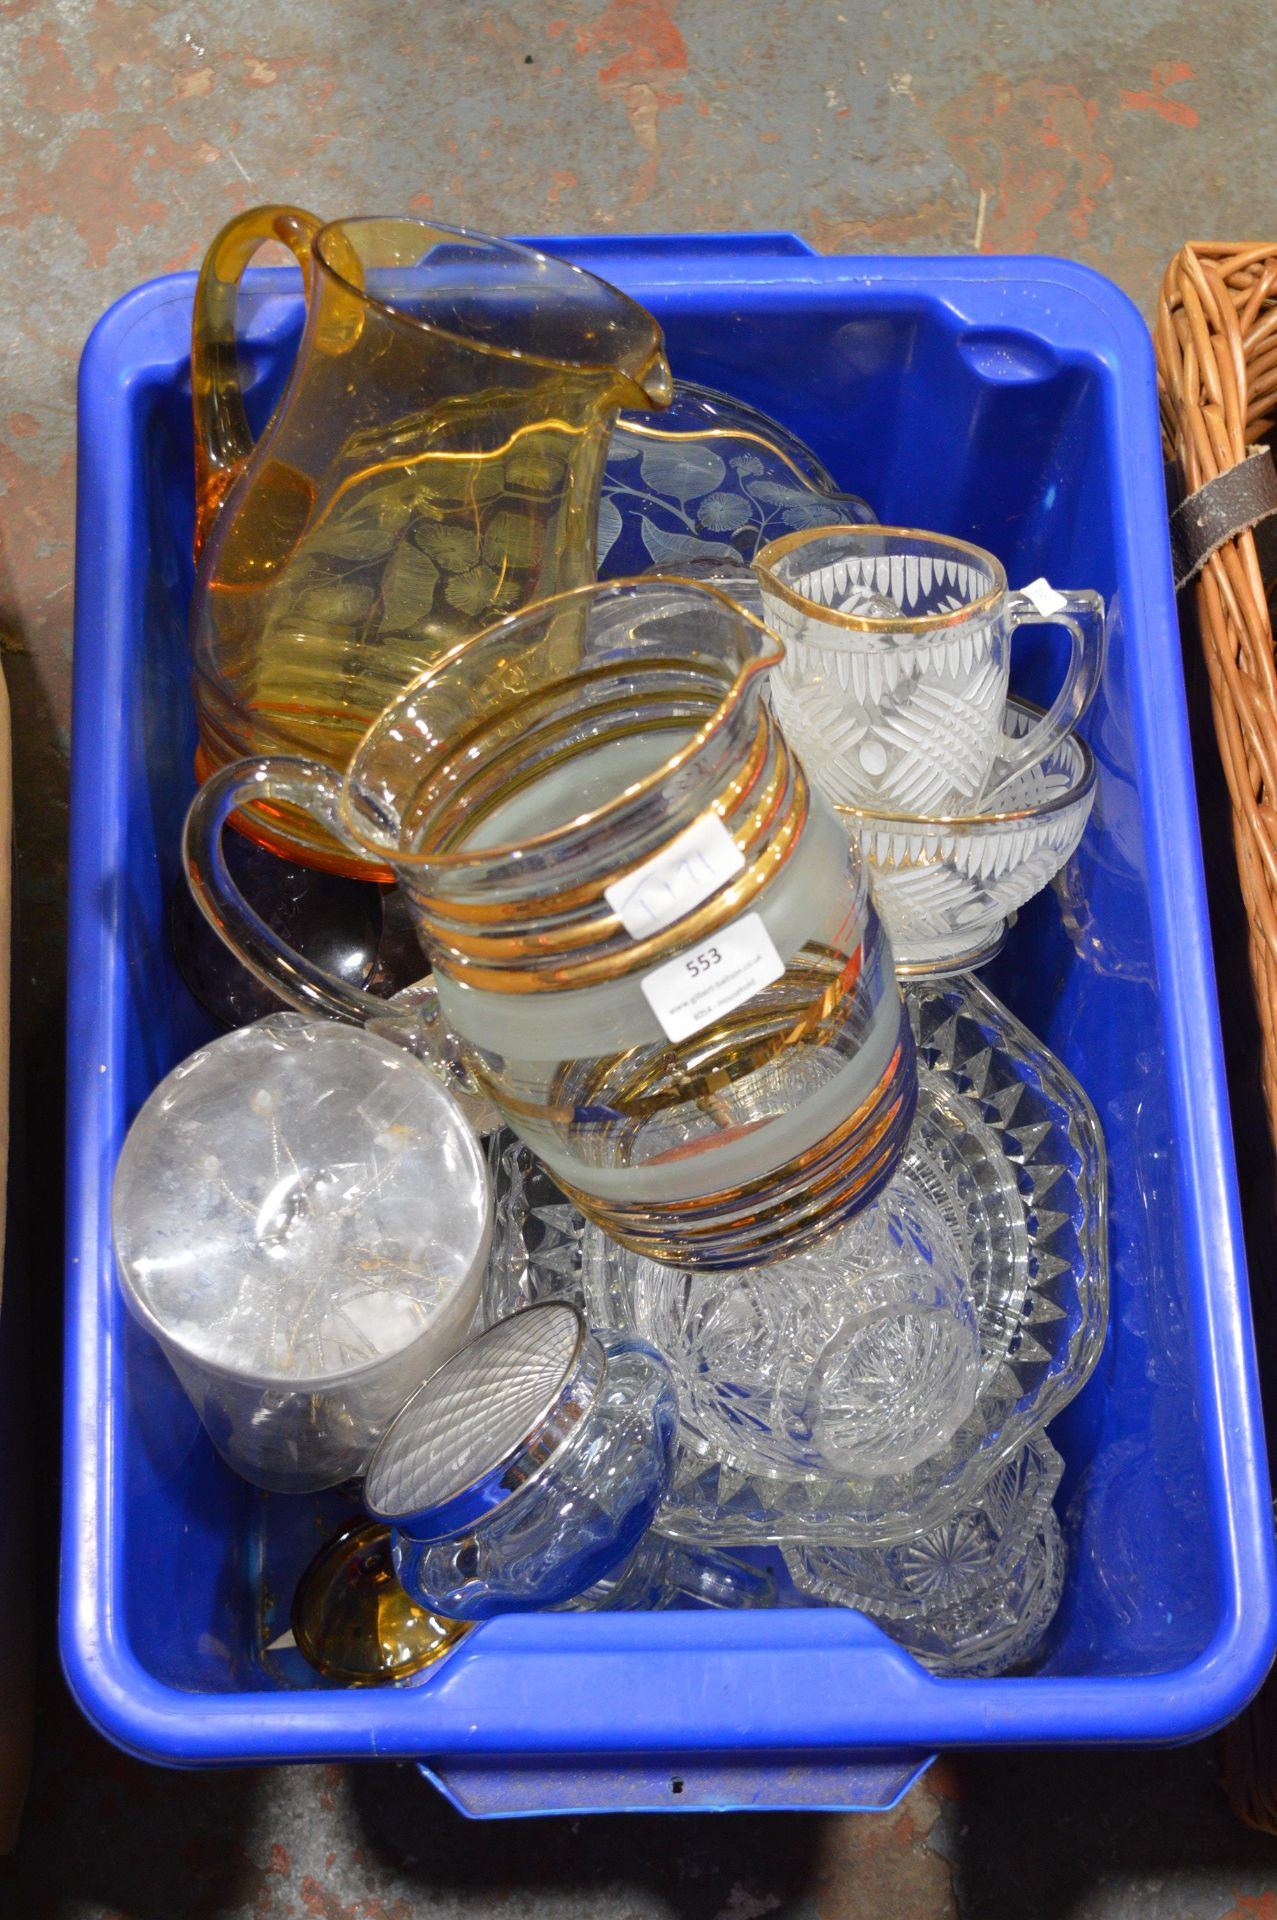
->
[1169, 444, 1277, 590]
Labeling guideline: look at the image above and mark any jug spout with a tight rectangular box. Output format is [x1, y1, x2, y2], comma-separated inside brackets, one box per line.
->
[619, 349, 675, 413]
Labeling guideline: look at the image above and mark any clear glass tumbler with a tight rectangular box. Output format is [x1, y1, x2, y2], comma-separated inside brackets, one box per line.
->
[111, 1016, 493, 1492]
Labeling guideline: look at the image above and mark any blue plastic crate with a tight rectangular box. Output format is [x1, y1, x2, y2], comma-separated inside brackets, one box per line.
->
[64, 233, 1276, 1816]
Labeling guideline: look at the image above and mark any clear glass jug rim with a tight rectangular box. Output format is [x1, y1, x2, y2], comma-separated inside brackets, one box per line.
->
[339, 577, 785, 873]
[754, 523, 1008, 635]
[312, 214, 667, 379]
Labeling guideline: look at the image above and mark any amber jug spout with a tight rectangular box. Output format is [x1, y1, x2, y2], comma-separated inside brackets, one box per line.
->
[188, 207, 671, 876]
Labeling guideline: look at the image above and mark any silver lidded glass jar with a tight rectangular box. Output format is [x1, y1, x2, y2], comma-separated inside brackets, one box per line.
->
[364, 1302, 678, 1619]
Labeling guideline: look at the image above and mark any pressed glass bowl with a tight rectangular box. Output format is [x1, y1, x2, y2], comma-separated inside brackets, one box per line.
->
[598, 379, 874, 587]
[585, 1164, 980, 1482]
[485, 974, 1106, 1548]
[840, 699, 1097, 976]
[656, 977, 1106, 1546]
[789, 1505, 1066, 1677]
[486, 1069, 1029, 1398]
[783, 1430, 1062, 1622]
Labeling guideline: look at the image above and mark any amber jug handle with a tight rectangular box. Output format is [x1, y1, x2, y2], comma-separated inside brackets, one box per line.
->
[190, 204, 325, 558]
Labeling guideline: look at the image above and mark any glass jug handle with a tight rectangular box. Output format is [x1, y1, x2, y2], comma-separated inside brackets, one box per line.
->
[183, 753, 396, 1023]
[981, 586, 1107, 806]
[190, 204, 322, 557]
[183, 757, 499, 1132]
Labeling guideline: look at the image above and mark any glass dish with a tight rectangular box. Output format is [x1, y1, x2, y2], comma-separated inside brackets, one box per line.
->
[840, 698, 1097, 976]
[486, 1064, 1030, 1395]
[655, 977, 1105, 1546]
[482, 975, 1103, 1549]
[783, 1431, 1062, 1621]
[789, 1507, 1065, 1677]
[583, 1160, 980, 1482]
[598, 380, 874, 585]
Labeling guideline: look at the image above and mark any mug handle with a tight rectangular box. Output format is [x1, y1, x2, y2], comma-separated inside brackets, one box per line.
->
[184, 755, 398, 1023]
[182, 758, 499, 1131]
[190, 204, 323, 557]
[980, 585, 1107, 806]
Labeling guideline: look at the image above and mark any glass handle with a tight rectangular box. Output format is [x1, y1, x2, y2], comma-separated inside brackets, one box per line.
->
[982, 587, 1107, 806]
[190, 204, 322, 557]
[182, 755, 395, 1026]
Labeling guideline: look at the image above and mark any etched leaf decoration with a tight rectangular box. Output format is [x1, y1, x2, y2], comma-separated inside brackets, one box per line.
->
[378, 544, 441, 629]
[306, 479, 414, 561]
[638, 442, 727, 503]
[780, 495, 845, 529]
[731, 453, 765, 477]
[639, 517, 740, 566]
[443, 564, 501, 616]
[745, 478, 816, 508]
[697, 489, 755, 532]
[596, 493, 624, 566]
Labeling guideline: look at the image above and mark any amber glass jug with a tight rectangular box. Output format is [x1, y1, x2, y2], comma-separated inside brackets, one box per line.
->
[188, 207, 672, 875]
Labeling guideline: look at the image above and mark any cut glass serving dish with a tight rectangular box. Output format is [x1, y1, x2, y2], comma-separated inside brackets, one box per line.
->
[783, 1430, 1062, 1622]
[788, 1503, 1065, 1676]
[598, 380, 874, 588]
[485, 973, 1106, 1548]
[583, 1150, 981, 1482]
[840, 699, 1097, 975]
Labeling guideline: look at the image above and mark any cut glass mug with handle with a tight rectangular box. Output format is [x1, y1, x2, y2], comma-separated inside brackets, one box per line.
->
[183, 578, 917, 1269]
[754, 525, 1106, 818]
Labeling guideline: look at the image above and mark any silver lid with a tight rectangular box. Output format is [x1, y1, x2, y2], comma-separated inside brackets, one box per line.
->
[364, 1301, 606, 1541]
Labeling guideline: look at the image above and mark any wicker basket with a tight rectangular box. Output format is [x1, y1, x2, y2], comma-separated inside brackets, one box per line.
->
[1157, 244, 1277, 1831]
[1157, 246, 1277, 1131]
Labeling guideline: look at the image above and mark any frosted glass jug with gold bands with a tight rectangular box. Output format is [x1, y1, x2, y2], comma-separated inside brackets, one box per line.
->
[183, 579, 917, 1270]
[188, 206, 672, 877]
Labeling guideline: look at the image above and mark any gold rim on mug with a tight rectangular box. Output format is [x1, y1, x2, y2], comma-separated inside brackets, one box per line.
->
[337, 577, 785, 869]
[753, 524, 1007, 634]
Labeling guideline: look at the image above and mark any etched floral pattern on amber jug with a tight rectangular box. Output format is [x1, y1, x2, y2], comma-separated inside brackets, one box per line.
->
[188, 207, 672, 876]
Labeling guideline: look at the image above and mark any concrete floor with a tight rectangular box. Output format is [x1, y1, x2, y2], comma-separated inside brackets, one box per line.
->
[3, 0, 1277, 1912]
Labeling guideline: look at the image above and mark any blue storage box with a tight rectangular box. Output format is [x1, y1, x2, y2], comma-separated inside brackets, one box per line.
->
[65, 233, 1276, 1816]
